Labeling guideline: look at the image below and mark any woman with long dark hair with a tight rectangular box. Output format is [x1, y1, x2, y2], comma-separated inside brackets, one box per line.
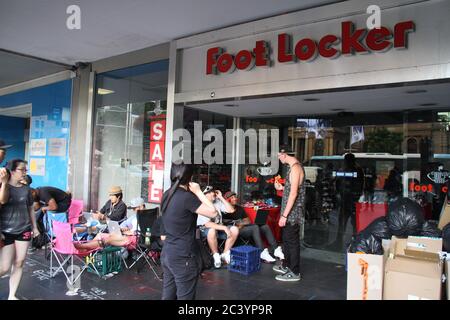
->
[0, 159, 39, 299]
[160, 162, 217, 300]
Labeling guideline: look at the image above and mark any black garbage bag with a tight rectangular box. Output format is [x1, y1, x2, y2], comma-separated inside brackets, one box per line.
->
[443, 223, 450, 252]
[420, 221, 442, 238]
[386, 198, 424, 238]
[348, 234, 383, 255]
[362, 217, 392, 240]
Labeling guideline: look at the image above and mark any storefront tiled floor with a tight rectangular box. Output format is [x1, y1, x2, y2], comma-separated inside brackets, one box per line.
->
[0, 248, 346, 300]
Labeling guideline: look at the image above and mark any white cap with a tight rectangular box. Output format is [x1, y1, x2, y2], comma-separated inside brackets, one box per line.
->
[129, 197, 145, 208]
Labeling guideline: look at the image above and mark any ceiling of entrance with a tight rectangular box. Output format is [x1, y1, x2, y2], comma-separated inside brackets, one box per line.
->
[0, 0, 342, 67]
[186, 82, 450, 117]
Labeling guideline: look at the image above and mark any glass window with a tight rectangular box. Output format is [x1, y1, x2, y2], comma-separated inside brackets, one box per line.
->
[91, 60, 168, 209]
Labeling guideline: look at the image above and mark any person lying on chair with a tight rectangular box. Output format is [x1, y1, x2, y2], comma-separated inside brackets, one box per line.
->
[74, 213, 138, 252]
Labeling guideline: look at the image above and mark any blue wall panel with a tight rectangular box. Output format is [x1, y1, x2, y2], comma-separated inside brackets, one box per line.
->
[0, 80, 72, 190]
[0, 116, 26, 162]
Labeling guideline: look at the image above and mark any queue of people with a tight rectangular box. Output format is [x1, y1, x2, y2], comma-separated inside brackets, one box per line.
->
[0, 139, 307, 301]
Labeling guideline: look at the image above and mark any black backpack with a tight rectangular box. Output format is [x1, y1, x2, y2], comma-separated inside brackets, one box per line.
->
[195, 238, 213, 272]
[32, 213, 49, 249]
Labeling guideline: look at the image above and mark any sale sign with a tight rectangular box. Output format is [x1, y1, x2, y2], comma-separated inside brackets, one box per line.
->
[148, 115, 166, 203]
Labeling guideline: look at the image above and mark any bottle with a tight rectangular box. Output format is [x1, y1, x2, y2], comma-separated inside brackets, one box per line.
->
[145, 228, 151, 246]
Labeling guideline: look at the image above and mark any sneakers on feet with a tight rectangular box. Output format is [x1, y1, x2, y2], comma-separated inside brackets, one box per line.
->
[273, 246, 285, 260]
[213, 253, 222, 268]
[260, 248, 276, 263]
[275, 271, 301, 282]
[221, 251, 231, 264]
[272, 264, 289, 274]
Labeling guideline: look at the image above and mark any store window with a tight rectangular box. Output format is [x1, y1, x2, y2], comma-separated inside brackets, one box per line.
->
[91, 60, 168, 209]
[182, 107, 233, 193]
[233, 109, 450, 254]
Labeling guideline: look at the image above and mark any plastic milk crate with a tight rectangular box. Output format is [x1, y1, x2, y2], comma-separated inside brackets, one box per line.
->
[88, 246, 123, 276]
[228, 245, 262, 275]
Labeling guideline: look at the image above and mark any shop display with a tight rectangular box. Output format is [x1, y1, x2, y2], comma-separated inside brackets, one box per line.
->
[386, 198, 424, 238]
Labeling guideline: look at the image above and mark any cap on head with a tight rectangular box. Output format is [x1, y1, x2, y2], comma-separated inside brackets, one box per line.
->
[0, 140, 12, 150]
[224, 191, 237, 200]
[279, 144, 295, 155]
[108, 186, 123, 195]
[129, 197, 144, 208]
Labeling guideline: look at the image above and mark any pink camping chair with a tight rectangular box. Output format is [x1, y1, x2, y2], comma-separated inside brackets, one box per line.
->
[68, 199, 84, 225]
[50, 220, 101, 286]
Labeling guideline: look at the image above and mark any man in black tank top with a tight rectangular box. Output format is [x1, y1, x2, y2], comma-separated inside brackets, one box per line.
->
[273, 145, 305, 282]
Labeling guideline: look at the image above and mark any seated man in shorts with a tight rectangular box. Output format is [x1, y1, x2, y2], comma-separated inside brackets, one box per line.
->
[197, 186, 239, 268]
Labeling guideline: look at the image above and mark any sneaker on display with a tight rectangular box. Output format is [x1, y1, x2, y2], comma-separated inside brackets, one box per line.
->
[260, 248, 276, 263]
[213, 253, 222, 268]
[273, 246, 285, 260]
[272, 264, 289, 274]
[221, 251, 231, 264]
[275, 271, 301, 282]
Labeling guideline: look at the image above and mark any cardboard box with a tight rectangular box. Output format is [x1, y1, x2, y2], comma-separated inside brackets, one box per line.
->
[383, 236, 444, 300]
[438, 199, 450, 230]
[347, 240, 391, 300]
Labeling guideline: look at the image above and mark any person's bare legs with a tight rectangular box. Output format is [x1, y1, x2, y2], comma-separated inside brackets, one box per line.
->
[207, 229, 218, 254]
[74, 234, 109, 251]
[223, 226, 239, 253]
[8, 241, 29, 300]
[0, 244, 15, 278]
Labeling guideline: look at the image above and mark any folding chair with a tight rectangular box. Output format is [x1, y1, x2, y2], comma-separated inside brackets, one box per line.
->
[122, 208, 162, 281]
[49, 221, 102, 286]
[68, 199, 84, 225]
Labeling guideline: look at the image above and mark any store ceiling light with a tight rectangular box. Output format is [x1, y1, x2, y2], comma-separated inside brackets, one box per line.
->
[303, 98, 320, 101]
[98, 88, 115, 95]
[406, 89, 427, 94]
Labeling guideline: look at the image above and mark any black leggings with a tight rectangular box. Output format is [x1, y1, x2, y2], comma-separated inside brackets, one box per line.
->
[239, 224, 277, 253]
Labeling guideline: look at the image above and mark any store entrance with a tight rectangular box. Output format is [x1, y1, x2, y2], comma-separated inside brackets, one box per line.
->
[185, 81, 450, 264]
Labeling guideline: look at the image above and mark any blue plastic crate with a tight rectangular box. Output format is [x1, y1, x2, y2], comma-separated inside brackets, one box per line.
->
[228, 245, 262, 275]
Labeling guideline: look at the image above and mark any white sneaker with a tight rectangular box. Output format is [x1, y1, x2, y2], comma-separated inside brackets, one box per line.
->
[274, 246, 285, 260]
[221, 251, 231, 264]
[213, 253, 222, 268]
[260, 248, 276, 263]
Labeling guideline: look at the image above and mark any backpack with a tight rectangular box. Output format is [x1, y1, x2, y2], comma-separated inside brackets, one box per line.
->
[195, 238, 213, 272]
[32, 213, 49, 249]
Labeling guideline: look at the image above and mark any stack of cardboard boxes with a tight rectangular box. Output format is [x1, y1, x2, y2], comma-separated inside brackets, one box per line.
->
[347, 207, 450, 300]
[347, 236, 445, 300]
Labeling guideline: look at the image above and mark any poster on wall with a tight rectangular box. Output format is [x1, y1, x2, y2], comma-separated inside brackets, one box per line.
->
[148, 115, 166, 203]
[48, 138, 67, 157]
[30, 139, 47, 156]
[29, 158, 46, 176]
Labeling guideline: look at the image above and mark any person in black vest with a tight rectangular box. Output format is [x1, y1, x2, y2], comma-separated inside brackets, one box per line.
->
[31, 186, 72, 213]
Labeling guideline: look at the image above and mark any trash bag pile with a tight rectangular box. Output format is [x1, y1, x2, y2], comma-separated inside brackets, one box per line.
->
[443, 223, 450, 252]
[420, 221, 442, 238]
[349, 198, 428, 255]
